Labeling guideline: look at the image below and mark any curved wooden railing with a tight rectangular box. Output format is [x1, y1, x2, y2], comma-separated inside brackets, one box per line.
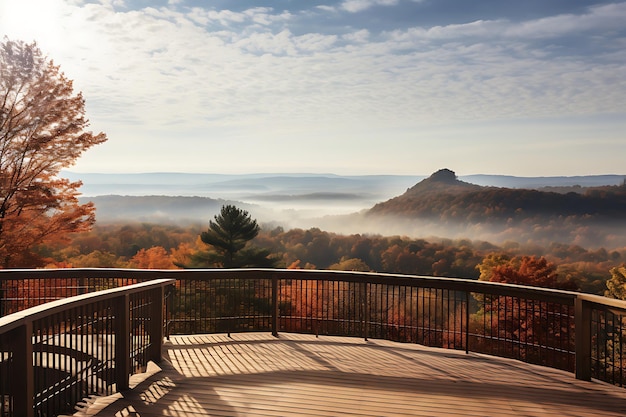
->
[1, 268, 625, 416]
[0, 276, 174, 417]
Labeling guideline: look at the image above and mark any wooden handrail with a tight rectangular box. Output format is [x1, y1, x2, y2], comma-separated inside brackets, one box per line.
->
[0, 278, 173, 326]
[0, 267, 581, 301]
[0, 278, 175, 417]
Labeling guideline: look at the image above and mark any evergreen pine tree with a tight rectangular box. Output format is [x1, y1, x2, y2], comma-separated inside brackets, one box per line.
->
[187, 205, 276, 268]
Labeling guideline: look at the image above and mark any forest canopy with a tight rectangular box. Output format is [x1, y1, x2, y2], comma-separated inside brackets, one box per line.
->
[35, 220, 626, 297]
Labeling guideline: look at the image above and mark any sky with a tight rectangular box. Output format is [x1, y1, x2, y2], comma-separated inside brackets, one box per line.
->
[1, 0, 625, 176]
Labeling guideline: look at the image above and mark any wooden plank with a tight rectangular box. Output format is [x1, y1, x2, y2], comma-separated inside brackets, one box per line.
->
[73, 333, 626, 417]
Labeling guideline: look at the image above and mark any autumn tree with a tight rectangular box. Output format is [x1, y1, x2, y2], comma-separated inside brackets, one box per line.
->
[186, 205, 277, 268]
[328, 257, 371, 271]
[480, 255, 577, 290]
[605, 265, 626, 300]
[475, 254, 577, 366]
[129, 246, 178, 269]
[0, 39, 106, 267]
[66, 250, 123, 268]
[477, 253, 511, 281]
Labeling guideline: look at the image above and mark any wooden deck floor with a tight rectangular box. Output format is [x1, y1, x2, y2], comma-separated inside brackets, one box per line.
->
[73, 333, 626, 417]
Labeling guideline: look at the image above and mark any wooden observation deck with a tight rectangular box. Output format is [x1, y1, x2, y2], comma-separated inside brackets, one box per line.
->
[75, 333, 626, 417]
[2, 269, 626, 417]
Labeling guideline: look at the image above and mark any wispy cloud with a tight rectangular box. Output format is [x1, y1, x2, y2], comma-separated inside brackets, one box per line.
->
[341, 0, 400, 13]
[45, 3, 626, 126]
[1, 0, 624, 175]
[187, 7, 292, 28]
[505, 2, 626, 39]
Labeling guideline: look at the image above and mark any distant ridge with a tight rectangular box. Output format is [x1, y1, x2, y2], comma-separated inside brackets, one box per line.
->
[462, 174, 625, 189]
[78, 195, 248, 224]
[66, 169, 626, 229]
[63, 170, 625, 198]
[368, 169, 626, 220]
[72, 169, 626, 247]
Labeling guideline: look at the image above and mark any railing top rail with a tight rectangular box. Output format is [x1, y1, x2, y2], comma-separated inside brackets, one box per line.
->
[0, 268, 181, 280]
[265, 269, 580, 303]
[576, 292, 626, 312]
[3, 267, 626, 312]
[0, 278, 175, 333]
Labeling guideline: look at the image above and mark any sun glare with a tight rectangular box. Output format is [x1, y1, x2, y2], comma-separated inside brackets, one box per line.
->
[0, 0, 67, 46]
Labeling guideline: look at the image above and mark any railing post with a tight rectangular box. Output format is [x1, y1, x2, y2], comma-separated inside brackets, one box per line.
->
[362, 281, 369, 341]
[271, 275, 279, 337]
[11, 322, 34, 417]
[0, 287, 5, 317]
[78, 277, 86, 295]
[115, 294, 131, 391]
[165, 284, 172, 340]
[465, 291, 470, 354]
[148, 286, 165, 363]
[575, 297, 592, 381]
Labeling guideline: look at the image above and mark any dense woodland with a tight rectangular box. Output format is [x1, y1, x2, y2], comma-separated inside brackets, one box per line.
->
[32, 220, 625, 296]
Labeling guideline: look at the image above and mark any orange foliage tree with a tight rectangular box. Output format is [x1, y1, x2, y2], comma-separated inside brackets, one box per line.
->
[129, 246, 178, 269]
[0, 39, 106, 267]
[476, 255, 577, 367]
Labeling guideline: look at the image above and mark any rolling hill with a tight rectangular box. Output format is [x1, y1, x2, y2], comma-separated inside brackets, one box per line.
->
[72, 169, 626, 247]
[368, 169, 626, 220]
[356, 169, 626, 248]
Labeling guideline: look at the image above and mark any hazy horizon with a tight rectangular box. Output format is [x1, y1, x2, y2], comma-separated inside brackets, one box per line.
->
[76, 171, 626, 248]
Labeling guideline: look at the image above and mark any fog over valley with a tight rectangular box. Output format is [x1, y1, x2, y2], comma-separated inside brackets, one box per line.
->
[68, 171, 421, 217]
[70, 171, 626, 248]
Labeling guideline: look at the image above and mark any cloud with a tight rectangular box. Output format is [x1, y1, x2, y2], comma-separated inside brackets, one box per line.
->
[96, 0, 127, 9]
[235, 29, 297, 55]
[3, 0, 624, 175]
[316, 5, 337, 13]
[384, 19, 506, 44]
[340, 0, 399, 13]
[43, 1, 622, 134]
[383, 2, 626, 44]
[343, 29, 370, 43]
[186, 7, 292, 28]
[504, 2, 626, 39]
[294, 33, 339, 52]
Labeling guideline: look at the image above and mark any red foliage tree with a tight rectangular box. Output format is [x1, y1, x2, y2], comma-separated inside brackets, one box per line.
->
[477, 255, 576, 368]
[0, 39, 106, 267]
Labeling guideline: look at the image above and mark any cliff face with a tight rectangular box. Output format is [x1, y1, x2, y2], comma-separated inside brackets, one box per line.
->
[402, 169, 482, 197]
